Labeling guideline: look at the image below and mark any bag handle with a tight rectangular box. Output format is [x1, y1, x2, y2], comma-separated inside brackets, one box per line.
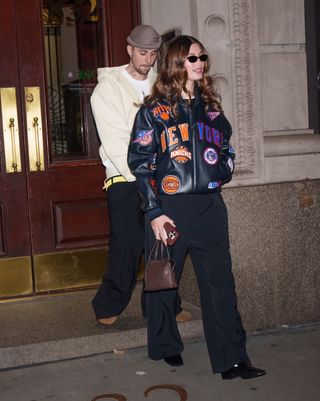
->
[149, 240, 170, 261]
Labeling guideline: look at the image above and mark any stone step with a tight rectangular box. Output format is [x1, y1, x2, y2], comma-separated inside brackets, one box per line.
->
[0, 283, 203, 370]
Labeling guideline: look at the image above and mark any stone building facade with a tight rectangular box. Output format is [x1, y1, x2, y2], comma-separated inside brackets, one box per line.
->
[141, 0, 320, 330]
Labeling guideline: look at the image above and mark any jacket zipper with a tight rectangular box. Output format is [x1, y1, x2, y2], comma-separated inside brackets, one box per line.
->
[188, 100, 197, 191]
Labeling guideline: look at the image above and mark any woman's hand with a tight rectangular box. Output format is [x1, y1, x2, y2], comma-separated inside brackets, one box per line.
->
[151, 215, 176, 245]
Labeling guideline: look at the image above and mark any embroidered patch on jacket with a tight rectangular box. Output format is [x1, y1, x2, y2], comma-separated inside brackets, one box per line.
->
[207, 112, 220, 121]
[203, 147, 218, 165]
[152, 105, 171, 120]
[162, 175, 180, 194]
[160, 112, 170, 120]
[208, 181, 221, 189]
[227, 157, 234, 172]
[133, 129, 154, 146]
[170, 146, 192, 164]
[149, 154, 157, 171]
[150, 178, 157, 192]
[228, 145, 235, 155]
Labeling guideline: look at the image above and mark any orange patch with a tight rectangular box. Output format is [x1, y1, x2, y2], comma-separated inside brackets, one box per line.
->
[160, 112, 170, 120]
[152, 105, 171, 118]
[162, 175, 180, 194]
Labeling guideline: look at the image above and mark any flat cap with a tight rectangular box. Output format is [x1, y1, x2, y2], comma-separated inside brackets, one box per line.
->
[127, 25, 161, 50]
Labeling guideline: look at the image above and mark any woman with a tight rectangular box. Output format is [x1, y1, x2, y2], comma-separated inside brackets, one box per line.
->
[128, 35, 265, 380]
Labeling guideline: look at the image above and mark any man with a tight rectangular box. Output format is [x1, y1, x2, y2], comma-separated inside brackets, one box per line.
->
[91, 25, 191, 325]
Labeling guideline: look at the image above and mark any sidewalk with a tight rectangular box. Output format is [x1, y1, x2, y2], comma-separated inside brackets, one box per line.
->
[0, 284, 202, 369]
[1, 323, 319, 401]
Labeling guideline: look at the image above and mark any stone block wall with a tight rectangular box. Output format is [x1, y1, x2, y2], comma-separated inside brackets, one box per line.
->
[180, 179, 320, 331]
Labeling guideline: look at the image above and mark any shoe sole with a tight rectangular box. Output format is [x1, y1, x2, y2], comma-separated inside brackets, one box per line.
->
[222, 371, 266, 380]
[98, 316, 118, 325]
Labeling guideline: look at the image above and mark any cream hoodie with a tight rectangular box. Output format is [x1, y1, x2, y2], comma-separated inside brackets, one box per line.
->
[90, 65, 157, 183]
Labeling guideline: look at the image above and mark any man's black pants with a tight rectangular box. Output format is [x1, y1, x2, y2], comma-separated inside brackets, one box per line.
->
[145, 192, 250, 373]
[92, 182, 144, 319]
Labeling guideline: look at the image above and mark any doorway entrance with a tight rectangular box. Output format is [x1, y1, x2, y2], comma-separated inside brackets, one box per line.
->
[0, 0, 140, 298]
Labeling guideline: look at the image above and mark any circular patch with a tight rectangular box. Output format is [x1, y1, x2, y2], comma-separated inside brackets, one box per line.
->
[170, 146, 192, 164]
[203, 147, 218, 165]
[133, 129, 154, 146]
[160, 112, 170, 120]
[162, 175, 180, 194]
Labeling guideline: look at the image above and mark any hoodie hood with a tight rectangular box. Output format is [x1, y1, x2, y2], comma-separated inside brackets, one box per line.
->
[96, 65, 128, 82]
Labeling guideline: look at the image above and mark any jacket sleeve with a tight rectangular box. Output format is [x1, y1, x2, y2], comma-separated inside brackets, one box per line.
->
[128, 106, 162, 218]
[219, 116, 236, 183]
[90, 80, 136, 181]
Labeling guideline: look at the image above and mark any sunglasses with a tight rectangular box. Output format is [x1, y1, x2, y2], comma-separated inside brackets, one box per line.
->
[185, 54, 208, 63]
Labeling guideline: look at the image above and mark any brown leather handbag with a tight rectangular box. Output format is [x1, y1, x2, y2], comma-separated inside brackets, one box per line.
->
[144, 240, 178, 292]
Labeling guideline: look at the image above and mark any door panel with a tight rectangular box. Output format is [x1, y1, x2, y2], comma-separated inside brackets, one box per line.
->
[0, 0, 140, 299]
[0, 0, 32, 298]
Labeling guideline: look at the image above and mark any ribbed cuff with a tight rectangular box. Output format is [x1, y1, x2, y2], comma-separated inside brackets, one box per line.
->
[145, 207, 163, 221]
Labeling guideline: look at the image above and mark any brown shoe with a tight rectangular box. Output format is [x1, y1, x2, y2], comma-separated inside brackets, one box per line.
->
[176, 310, 192, 322]
[98, 316, 118, 325]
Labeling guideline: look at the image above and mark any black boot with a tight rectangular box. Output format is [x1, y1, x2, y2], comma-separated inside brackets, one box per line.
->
[164, 354, 184, 367]
[221, 362, 266, 380]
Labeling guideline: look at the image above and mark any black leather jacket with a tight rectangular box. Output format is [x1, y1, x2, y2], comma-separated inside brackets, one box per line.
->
[128, 91, 235, 219]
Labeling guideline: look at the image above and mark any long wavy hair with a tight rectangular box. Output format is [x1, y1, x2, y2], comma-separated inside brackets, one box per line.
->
[145, 35, 222, 115]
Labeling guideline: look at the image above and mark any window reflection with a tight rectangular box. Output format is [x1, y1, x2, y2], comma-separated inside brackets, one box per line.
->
[42, 1, 102, 160]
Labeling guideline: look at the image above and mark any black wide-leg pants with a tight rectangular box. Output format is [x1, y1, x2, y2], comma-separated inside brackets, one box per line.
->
[145, 192, 250, 373]
[92, 182, 145, 319]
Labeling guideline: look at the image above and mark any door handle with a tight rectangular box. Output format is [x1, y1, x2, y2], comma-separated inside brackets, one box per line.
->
[0, 87, 22, 173]
[25, 87, 45, 171]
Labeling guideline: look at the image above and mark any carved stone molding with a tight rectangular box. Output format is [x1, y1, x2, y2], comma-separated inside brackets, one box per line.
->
[229, 0, 261, 179]
[141, 0, 262, 182]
